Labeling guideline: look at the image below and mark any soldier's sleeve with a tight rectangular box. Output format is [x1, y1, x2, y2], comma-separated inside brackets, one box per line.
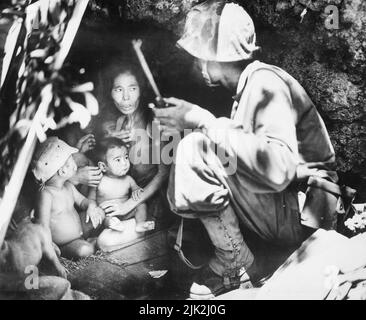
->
[199, 69, 299, 193]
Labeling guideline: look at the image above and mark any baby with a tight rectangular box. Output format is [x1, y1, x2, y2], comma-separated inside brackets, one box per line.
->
[90, 138, 155, 234]
[32, 137, 105, 260]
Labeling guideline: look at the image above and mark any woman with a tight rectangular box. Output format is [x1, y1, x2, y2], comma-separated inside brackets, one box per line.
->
[94, 59, 171, 232]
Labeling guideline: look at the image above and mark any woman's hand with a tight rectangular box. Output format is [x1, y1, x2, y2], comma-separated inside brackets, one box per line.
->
[74, 166, 103, 187]
[86, 204, 104, 229]
[132, 188, 144, 201]
[103, 121, 133, 145]
[99, 199, 136, 217]
[76, 134, 96, 153]
[149, 97, 214, 136]
[109, 129, 133, 145]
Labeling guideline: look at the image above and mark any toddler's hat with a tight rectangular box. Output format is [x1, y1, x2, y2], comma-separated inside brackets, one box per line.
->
[32, 136, 78, 183]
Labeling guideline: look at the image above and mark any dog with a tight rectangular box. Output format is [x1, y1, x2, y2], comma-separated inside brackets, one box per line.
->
[0, 217, 67, 293]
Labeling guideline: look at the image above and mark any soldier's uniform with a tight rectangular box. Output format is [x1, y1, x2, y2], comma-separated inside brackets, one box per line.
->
[168, 0, 337, 296]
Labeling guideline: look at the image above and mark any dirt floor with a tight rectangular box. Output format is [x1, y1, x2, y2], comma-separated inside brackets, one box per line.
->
[60, 229, 195, 300]
[58, 223, 299, 300]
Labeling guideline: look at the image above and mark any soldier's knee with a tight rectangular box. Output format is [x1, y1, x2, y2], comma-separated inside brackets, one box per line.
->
[176, 132, 210, 167]
[179, 132, 207, 151]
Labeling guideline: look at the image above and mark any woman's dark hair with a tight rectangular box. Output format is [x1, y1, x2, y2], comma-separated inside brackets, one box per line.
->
[96, 57, 153, 129]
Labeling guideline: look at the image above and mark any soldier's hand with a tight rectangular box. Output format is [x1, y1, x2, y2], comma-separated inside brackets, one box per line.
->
[149, 97, 205, 136]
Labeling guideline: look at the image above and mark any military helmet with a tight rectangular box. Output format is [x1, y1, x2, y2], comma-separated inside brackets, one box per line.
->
[177, 0, 259, 62]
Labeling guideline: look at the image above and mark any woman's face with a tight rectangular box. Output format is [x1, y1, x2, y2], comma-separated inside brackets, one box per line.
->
[111, 72, 141, 115]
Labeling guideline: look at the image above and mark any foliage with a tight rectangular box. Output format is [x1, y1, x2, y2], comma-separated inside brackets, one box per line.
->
[0, 0, 98, 196]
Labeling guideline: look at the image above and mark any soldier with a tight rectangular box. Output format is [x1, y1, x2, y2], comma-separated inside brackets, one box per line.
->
[151, 0, 337, 299]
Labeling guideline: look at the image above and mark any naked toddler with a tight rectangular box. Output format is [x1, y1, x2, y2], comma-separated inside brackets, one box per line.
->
[91, 138, 155, 245]
[32, 137, 105, 260]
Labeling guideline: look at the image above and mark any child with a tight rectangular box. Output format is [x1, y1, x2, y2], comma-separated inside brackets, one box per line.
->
[32, 137, 105, 260]
[90, 138, 155, 238]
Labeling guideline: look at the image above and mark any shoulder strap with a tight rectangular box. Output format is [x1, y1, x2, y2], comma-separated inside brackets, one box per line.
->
[174, 218, 204, 270]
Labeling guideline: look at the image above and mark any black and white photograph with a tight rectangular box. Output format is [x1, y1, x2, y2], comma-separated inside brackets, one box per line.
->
[0, 0, 365, 303]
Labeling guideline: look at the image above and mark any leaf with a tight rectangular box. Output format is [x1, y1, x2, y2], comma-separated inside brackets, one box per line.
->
[44, 56, 54, 64]
[39, 0, 50, 26]
[58, 9, 68, 24]
[84, 92, 99, 115]
[34, 120, 47, 142]
[42, 116, 57, 131]
[30, 48, 47, 58]
[66, 97, 91, 129]
[14, 119, 32, 139]
[71, 82, 94, 93]
[40, 83, 54, 106]
[54, 96, 61, 107]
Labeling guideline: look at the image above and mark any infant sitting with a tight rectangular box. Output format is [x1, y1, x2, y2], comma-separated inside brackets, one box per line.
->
[89, 138, 155, 251]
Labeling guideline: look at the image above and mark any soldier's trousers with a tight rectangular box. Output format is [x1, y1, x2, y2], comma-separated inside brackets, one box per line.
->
[167, 132, 306, 280]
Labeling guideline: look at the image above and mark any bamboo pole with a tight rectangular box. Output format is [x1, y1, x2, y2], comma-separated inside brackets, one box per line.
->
[0, 19, 22, 89]
[0, 0, 90, 247]
[1, 2, 40, 90]
[54, 0, 89, 70]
